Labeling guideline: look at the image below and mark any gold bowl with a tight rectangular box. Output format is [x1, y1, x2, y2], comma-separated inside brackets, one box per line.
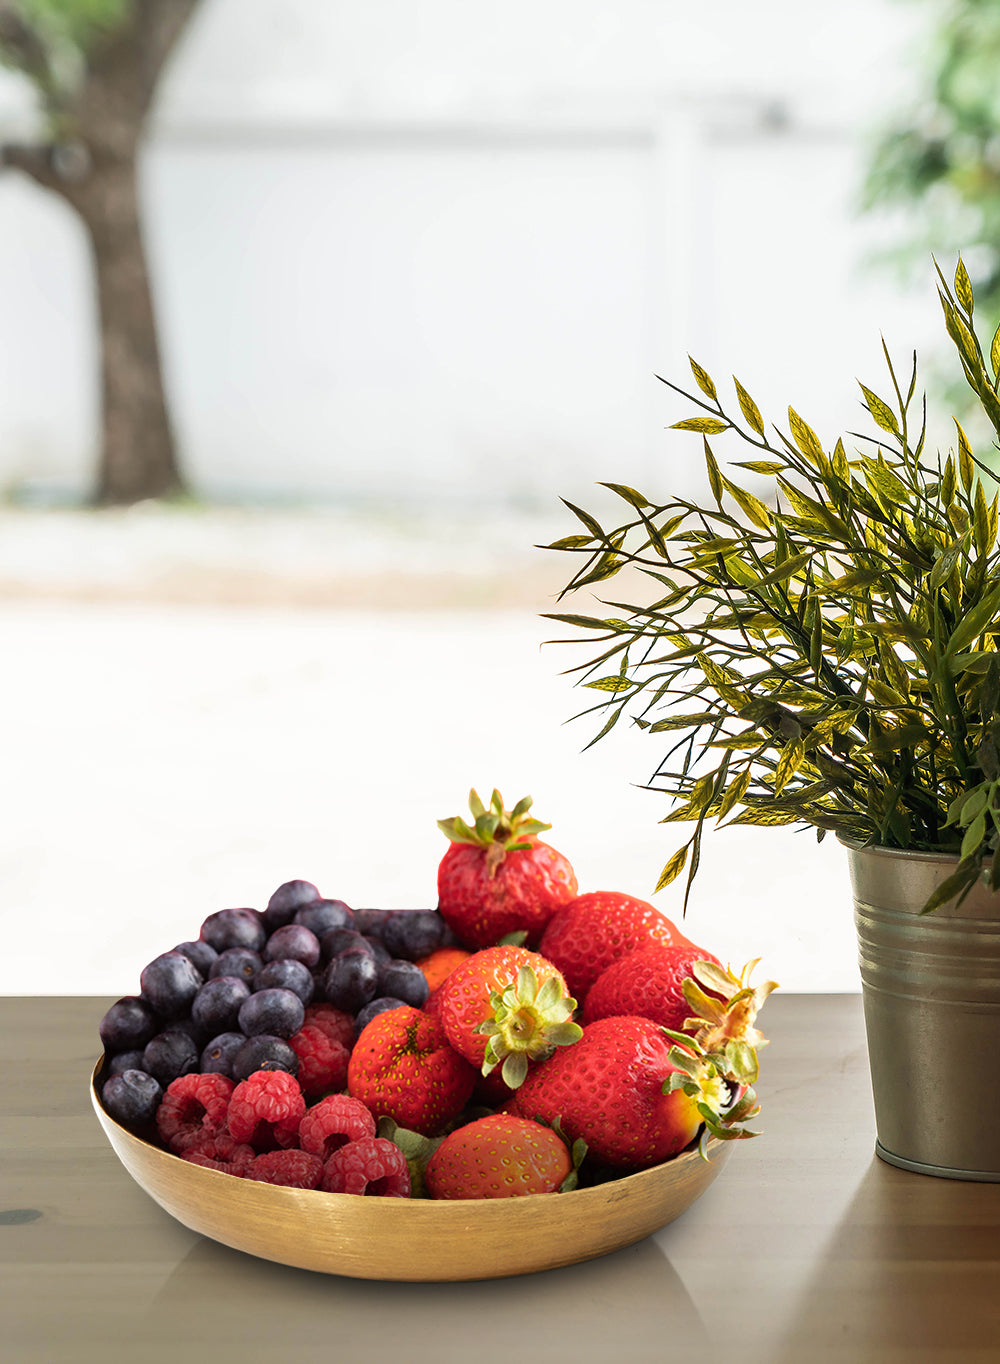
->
[91, 1061, 732, 1280]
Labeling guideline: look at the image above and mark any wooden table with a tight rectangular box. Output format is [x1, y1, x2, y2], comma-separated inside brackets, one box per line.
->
[3, 995, 999, 1364]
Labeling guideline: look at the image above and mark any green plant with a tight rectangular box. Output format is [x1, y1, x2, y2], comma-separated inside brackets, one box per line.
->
[544, 260, 1000, 915]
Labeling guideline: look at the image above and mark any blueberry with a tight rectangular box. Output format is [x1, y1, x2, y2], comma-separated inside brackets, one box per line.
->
[322, 948, 379, 1013]
[293, 898, 354, 938]
[101, 1069, 163, 1129]
[139, 951, 203, 1019]
[238, 987, 305, 1039]
[232, 1034, 299, 1080]
[363, 936, 392, 966]
[378, 958, 430, 1008]
[320, 928, 372, 962]
[253, 957, 315, 1005]
[192, 976, 251, 1035]
[200, 1031, 247, 1077]
[353, 908, 393, 937]
[199, 907, 267, 953]
[107, 1049, 146, 1076]
[99, 996, 159, 1053]
[173, 939, 218, 977]
[381, 910, 446, 961]
[164, 1015, 207, 1045]
[353, 997, 409, 1035]
[209, 947, 262, 984]
[263, 923, 320, 968]
[142, 1029, 200, 1087]
[264, 879, 321, 930]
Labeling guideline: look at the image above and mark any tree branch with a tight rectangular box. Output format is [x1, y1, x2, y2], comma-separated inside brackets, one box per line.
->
[83, 0, 201, 123]
[0, 1, 62, 108]
[0, 141, 91, 206]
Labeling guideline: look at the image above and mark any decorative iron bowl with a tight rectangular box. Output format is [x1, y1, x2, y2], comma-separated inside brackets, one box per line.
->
[91, 1059, 732, 1281]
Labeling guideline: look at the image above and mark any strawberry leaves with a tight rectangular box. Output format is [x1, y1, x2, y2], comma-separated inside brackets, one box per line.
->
[476, 964, 582, 1088]
[661, 960, 778, 1155]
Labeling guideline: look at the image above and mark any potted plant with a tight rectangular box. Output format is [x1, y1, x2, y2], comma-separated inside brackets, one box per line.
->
[544, 260, 1000, 1182]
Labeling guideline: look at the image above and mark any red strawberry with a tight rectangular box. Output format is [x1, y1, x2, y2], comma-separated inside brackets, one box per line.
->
[437, 789, 578, 948]
[436, 944, 581, 1088]
[425, 1114, 580, 1199]
[507, 1015, 711, 1170]
[346, 1005, 476, 1136]
[583, 943, 723, 1030]
[539, 891, 693, 1003]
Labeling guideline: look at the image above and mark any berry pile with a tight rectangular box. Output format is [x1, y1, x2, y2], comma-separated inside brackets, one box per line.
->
[97, 788, 775, 1198]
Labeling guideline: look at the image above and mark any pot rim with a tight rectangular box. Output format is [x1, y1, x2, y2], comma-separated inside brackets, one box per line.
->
[836, 835, 971, 867]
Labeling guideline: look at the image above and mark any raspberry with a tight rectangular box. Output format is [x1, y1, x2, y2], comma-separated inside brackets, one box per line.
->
[298, 1094, 376, 1161]
[321, 1137, 411, 1197]
[182, 1131, 255, 1176]
[248, 1149, 323, 1189]
[156, 1072, 235, 1153]
[288, 1025, 350, 1098]
[227, 1069, 306, 1150]
[303, 1003, 354, 1052]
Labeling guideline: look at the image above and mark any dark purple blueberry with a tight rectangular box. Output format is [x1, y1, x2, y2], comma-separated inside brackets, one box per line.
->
[165, 1016, 209, 1046]
[378, 958, 430, 1008]
[320, 928, 372, 962]
[209, 947, 262, 984]
[199, 907, 266, 953]
[107, 1049, 145, 1076]
[232, 1034, 299, 1080]
[141, 1029, 200, 1087]
[354, 997, 408, 1035]
[353, 908, 393, 937]
[264, 879, 321, 929]
[139, 951, 203, 1019]
[101, 1069, 163, 1128]
[199, 1031, 247, 1077]
[99, 996, 159, 1053]
[191, 976, 251, 1034]
[238, 987, 305, 1039]
[322, 948, 379, 1013]
[363, 935, 392, 966]
[263, 923, 320, 968]
[293, 898, 354, 938]
[381, 910, 447, 961]
[173, 939, 218, 977]
[253, 957, 315, 1005]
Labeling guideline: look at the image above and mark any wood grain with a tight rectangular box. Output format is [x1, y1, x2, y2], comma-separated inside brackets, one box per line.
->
[4, 995, 1000, 1364]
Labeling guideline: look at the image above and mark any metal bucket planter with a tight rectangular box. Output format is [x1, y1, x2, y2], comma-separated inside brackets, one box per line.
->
[846, 843, 1000, 1181]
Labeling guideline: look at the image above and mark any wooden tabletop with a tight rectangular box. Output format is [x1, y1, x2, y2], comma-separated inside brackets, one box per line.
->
[4, 995, 999, 1364]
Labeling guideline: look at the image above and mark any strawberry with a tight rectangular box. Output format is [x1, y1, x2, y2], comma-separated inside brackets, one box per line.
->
[347, 1005, 477, 1136]
[507, 1015, 724, 1170]
[436, 944, 582, 1088]
[436, 788, 578, 948]
[416, 946, 471, 994]
[583, 943, 723, 1030]
[538, 890, 693, 1003]
[425, 1113, 583, 1199]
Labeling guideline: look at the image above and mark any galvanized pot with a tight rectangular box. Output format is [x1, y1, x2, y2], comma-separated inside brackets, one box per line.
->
[846, 843, 1000, 1181]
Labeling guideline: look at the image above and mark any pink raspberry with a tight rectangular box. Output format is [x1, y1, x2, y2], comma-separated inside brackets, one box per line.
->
[321, 1137, 411, 1197]
[248, 1149, 323, 1189]
[182, 1131, 255, 1176]
[227, 1070, 306, 1150]
[303, 1003, 354, 1052]
[288, 1024, 350, 1098]
[298, 1094, 376, 1161]
[156, 1072, 235, 1153]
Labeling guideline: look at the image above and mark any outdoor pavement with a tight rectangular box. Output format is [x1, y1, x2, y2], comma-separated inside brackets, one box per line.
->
[0, 505, 858, 997]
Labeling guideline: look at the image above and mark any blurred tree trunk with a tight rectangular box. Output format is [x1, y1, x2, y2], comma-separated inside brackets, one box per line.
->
[0, 0, 200, 504]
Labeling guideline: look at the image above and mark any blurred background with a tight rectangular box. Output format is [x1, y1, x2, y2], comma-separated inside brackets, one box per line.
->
[0, 0, 993, 994]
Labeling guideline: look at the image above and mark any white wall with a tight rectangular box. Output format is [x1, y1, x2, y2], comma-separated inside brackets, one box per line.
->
[0, 0, 938, 505]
